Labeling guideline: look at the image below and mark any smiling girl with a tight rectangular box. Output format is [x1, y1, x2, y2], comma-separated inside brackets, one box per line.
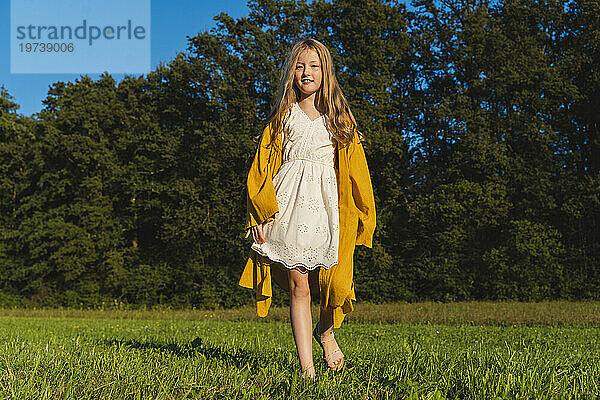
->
[240, 38, 376, 380]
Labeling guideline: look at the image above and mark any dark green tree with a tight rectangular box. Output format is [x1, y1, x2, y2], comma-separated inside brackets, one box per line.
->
[0, 0, 599, 307]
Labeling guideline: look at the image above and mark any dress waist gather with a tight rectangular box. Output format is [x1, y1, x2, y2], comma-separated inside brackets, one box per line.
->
[282, 157, 334, 168]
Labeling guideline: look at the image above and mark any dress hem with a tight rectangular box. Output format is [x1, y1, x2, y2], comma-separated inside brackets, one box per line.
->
[250, 247, 337, 272]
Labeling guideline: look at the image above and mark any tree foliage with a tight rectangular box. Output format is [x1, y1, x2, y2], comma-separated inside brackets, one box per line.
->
[0, 0, 598, 307]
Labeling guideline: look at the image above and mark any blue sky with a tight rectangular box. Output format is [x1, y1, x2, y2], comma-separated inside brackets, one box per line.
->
[1, 0, 253, 117]
[2, 0, 411, 117]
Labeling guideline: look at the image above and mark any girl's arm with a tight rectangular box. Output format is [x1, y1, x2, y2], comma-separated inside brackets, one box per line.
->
[245, 123, 280, 233]
[348, 129, 376, 248]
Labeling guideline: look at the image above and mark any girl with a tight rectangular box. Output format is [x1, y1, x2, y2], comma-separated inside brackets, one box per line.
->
[239, 38, 376, 380]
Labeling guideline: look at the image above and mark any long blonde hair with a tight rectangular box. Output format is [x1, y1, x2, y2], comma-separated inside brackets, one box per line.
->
[264, 38, 362, 149]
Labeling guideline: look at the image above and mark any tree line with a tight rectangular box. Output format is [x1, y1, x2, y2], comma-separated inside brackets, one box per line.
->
[0, 0, 598, 308]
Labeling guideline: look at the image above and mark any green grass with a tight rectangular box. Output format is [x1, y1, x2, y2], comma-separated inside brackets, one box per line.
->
[1, 303, 600, 399]
[4, 300, 600, 325]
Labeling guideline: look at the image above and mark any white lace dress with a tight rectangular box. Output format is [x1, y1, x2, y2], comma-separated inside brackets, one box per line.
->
[250, 102, 339, 271]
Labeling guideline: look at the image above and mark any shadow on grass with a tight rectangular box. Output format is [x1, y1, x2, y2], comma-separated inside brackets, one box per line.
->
[99, 337, 269, 369]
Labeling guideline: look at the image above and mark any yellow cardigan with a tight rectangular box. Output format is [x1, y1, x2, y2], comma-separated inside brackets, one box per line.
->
[238, 113, 376, 328]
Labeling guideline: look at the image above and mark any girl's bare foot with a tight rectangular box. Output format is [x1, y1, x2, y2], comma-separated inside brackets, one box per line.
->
[301, 364, 316, 381]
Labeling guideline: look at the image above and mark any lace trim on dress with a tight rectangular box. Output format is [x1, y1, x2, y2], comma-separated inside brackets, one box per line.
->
[251, 246, 337, 272]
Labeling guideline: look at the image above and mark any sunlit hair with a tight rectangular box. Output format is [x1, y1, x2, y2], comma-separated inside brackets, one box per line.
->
[264, 38, 363, 150]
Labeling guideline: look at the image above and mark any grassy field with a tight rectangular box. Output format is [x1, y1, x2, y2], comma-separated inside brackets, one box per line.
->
[1, 302, 600, 399]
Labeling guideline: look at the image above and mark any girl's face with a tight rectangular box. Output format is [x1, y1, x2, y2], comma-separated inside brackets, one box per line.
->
[294, 48, 322, 99]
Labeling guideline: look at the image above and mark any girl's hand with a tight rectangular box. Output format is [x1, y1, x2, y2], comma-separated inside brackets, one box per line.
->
[244, 218, 273, 244]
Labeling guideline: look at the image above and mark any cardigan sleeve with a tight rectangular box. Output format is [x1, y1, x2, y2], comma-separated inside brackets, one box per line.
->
[348, 129, 376, 248]
[245, 123, 280, 232]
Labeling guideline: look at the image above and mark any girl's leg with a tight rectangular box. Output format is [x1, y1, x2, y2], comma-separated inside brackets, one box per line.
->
[318, 307, 334, 335]
[288, 268, 315, 378]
